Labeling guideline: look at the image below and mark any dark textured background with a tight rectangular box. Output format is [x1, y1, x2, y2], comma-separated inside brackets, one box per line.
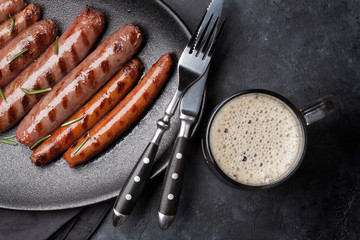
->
[93, 0, 360, 239]
[1, 0, 360, 239]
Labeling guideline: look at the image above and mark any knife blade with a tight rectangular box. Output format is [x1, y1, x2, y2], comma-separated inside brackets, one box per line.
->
[179, 72, 208, 119]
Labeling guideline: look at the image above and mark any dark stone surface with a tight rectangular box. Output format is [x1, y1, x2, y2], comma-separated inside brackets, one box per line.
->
[92, 0, 360, 239]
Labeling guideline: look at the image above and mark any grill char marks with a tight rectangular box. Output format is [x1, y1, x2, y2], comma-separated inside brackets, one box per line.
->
[81, 115, 89, 130]
[48, 109, 56, 122]
[100, 60, 110, 73]
[45, 71, 55, 86]
[94, 109, 100, 117]
[86, 70, 96, 88]
[117, 82, 125, 93]
[99, 97, 107, 110]
[80, 31, 90, 47]
[8, 106, 16, 123]
[64, 130, 74, 145]
[74, 80, 83, 97]
[32, 82, 43, 101]
[58, 57, 67, 75]
[35, 122, 43, 134]
[114, 41, 122, 52]
[48, 144, 61, 158]
[21, 94, 30, 112]
[33, 31, 46, 48]
[70, 45, 79, 63]
[62, 96, 68, 109]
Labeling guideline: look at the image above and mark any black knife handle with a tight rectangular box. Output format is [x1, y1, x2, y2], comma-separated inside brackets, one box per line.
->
[159, 136, 189, 216]
[113, 142, 158, 216]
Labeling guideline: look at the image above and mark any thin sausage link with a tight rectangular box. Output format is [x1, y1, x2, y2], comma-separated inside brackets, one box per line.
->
[63, 53, 172, 167]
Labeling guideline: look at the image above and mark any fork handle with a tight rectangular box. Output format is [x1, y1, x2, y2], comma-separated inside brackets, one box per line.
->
[113, 142, 158, 215]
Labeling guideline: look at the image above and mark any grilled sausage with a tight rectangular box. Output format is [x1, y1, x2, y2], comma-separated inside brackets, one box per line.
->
[0, 19, 57, 88]
[63, 53, 172, 167]
[0, 0, 27, 24]
[31, 59, 143, 166]
[17, 24, 143, 146]
[0, 4, 41, 49]
[0, 7, 105, 133]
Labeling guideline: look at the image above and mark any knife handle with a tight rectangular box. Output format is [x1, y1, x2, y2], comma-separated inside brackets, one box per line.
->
[113, 142, 158, 216]
[159, 137, 189, 220]
[158, 118, 193, 229]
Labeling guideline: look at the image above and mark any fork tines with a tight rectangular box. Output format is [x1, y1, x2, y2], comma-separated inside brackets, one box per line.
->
[187, 11, 224, 60]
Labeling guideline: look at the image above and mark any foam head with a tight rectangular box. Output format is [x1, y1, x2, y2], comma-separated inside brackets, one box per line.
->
[209, 92, 305, 186]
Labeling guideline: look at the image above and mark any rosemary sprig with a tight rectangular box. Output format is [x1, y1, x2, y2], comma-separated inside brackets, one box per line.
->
[30, 134, 51, 150]
[9, 14, 14, 34]
[2, 134, 16, 140]
[61, 115, 85, 127]
[0, 139, 17, 146]
[0, 88, 6, 102]
[54, 36, 59, 55]
[10, 48, 28, 62]
[21, 88, 51, 95]
[72, 135, 89, 155]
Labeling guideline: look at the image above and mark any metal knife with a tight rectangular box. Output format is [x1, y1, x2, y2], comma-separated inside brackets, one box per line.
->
[157, 72, 209, 230]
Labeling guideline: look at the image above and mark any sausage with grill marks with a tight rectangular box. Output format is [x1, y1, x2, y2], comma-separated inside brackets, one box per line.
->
[31, 59, 143, 166]
[0, 7, 105, 133]
[0, 19, 57, 88]
[63, 53, 172, 167]
[0, 4, 41, 49]
[0, 0, 27, 24]
[17, 24, 143, 146]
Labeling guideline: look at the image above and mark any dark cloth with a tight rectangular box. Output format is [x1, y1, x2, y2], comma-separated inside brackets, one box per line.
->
[0, 199, 114, 240]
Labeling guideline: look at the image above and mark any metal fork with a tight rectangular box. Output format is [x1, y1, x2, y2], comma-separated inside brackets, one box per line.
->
[112, 4, 224, 226]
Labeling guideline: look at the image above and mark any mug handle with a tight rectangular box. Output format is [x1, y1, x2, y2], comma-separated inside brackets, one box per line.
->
[298, 96, 336, 125]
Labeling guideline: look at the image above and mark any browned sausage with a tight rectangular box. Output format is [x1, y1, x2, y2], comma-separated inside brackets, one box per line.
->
[0, 19, 57, 88]
[0, 0, 27, 24]
[31, 59, 143, 166]
[63, 53, 172, 167]
[17, 24, 143, 147]
[0, 4, 41, 49]
[0, 7, 105, 133]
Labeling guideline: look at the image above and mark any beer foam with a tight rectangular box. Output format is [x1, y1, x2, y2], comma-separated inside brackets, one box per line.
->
[209, 93, 304, 186]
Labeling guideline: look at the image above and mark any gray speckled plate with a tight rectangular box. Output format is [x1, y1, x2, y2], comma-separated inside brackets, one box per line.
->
[0, 0, 191, 210]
